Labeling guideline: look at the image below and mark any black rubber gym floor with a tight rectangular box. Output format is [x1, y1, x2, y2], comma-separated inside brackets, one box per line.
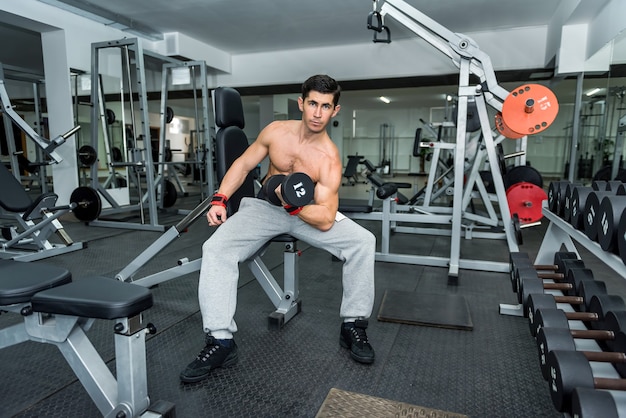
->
[2, 193, 624, 417]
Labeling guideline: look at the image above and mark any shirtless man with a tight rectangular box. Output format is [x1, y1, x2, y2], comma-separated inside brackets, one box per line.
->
[180, 75, 376, 384]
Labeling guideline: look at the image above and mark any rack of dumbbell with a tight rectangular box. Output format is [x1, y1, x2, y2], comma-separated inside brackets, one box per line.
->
[510, 179, 626, 417]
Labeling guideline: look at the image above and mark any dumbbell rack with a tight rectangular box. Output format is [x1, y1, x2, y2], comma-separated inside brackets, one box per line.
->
[535, 207, 626, 277]
[501, 204, 626, 415]
[501, 205, 626, 317]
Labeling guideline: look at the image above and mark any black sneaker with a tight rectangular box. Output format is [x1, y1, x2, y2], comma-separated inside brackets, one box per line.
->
[180, 335, 239, 383]
[340, 320, 375, 364]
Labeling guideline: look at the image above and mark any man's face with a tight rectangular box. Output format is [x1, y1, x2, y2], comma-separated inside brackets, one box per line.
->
[298, 91, 340, 133]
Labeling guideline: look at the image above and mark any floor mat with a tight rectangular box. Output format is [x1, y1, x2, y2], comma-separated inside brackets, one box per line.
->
[377, 289, 473, 330]
[315, 388, 467, 418]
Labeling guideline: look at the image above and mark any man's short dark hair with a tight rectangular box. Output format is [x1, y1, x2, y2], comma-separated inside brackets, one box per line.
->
[302, 75, 341, 106]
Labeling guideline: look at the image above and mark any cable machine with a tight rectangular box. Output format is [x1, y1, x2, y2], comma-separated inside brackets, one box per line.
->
[367, 0, 559, 278]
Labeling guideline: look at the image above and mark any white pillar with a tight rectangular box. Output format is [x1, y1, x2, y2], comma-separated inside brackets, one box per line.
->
[41, 29, 79, 204]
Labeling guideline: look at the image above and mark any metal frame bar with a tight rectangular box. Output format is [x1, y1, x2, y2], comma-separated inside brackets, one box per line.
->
[0, 303, 159, 416]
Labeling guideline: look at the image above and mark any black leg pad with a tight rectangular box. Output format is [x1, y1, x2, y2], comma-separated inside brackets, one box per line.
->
[0, 262, 71, 305]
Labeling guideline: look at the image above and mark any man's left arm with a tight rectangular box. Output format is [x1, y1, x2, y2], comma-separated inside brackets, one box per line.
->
[295, 163, 342, 231]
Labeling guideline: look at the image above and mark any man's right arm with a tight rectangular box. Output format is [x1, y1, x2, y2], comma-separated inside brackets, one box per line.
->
[207, 129, 272, 225]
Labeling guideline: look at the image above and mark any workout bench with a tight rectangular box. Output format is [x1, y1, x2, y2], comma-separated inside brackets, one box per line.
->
[0, 162, 85, 261]
[115, 86, 301, 329]
[0, 260, 174, 417]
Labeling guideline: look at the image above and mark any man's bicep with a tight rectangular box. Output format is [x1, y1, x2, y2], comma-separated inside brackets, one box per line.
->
[238, 139, 269, 170]
[314, 180, 340, 210]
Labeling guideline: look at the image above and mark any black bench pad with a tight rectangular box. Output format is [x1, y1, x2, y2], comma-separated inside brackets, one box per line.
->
[31, 276, 153, 319]
[0, 262, 71, 305]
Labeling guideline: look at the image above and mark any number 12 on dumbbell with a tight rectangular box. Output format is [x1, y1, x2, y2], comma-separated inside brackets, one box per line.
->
[291, 180, 308, 200]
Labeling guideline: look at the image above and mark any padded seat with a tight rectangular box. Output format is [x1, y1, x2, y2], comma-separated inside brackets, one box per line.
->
[31, 276, 153, 319]
[271, 234, 298, 243]
[0, 262, 71, 305]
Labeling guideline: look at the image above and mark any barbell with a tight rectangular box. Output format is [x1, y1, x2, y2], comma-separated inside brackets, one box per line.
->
[70, 179, 178, 222]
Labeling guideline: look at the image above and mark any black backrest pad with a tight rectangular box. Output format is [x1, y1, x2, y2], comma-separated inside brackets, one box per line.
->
[0, 261, 72, 305]
[0, 163, 33, 212]
[31, 276, 153, 319]
[413, 128, 422, 157]
[214, 87, 255, 216]
[214, 86, 245, 130]
[343, 155, 362, 176]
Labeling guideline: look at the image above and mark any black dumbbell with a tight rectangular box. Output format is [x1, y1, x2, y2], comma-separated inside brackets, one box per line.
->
[526, 280, 608, 335]
[510, 251, 581, 293]
[583, 190, 619, 240]
[263, 172, 314, 207]
[562, 182, 583, 222]
[571, 186, 595, 230]
[509, 251, 578, 273]
[536, 325, 626, 380]
[532, 295, 626, 337]
[510, 252, 580, 291]
[597, 195, 626, 253]
[571, 387, 626, 418]
[515, 261, 589, 303]
[509, 251, 578, 271]
[548, 181, 570, 216]
[547, 348, 626, 413]
[518, 271, 577, 308]
[527, 277, 605, 314]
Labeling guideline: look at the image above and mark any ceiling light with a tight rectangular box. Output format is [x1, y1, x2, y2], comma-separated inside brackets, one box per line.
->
[586, 88, 601, 97]
[379, 96, 390, 104]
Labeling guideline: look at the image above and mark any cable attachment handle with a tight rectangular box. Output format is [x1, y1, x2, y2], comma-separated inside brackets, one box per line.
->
[367, 0, 383, 32]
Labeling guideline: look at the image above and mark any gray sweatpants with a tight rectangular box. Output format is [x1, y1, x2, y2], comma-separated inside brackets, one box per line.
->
[198, 197, 376, 339]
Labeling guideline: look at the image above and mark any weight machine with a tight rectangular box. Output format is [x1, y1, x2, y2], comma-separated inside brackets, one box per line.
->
[75, 38, 183, 232]
[0, 76, 79, 183]
[366, 0, 558, 277]
[158, 60, 215, 203]
[0, 65, 51, 193]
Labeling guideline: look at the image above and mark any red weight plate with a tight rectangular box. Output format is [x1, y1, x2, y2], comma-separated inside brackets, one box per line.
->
[506, 181, 548, 224]
[501, 84, 559, 136]
[495, 112, 524, 139]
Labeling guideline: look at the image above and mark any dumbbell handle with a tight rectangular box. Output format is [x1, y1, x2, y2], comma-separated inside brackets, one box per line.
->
[566, 311, 599, 321]
[554, 295, 583, 305]
[537, 272, 564, 280]
[594, 377, 626, 391]
[533, 264, 558, 271]
[571, 329, 615, 340]
[543, 282, 572, 291]
[584, 350, 626, 363]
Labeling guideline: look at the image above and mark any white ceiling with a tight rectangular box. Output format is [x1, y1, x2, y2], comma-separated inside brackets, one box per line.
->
[0, 0, 623, 113]
[39, 0, 564, 55]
